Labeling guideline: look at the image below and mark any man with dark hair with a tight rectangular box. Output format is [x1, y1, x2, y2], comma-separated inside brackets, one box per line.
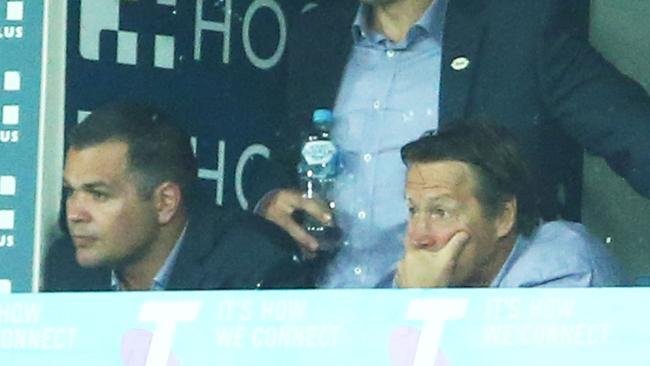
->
[395, 121, 624, 287]
[44, 103, 309, 291]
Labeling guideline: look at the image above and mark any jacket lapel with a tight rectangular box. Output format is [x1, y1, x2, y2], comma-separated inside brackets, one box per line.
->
[319, 1, 357, 109]
[166, 204, 225, 290]
[287, 1, 357, 118]
[439, 0, 487, 126]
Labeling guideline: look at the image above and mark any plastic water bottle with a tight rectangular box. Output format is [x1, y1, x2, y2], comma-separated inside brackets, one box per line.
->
[298, 109, 342, 251]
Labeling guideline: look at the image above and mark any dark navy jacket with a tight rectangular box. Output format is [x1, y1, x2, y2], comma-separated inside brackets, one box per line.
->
[42, 203, 311, 291]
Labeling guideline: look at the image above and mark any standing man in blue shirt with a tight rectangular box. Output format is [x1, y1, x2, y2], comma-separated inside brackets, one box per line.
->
[256, 0, 650, 288]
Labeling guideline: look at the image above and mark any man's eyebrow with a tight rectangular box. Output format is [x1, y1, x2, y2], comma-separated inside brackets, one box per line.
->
[405, 179, 448, 189]
[63, 180, 111, 191]
[82, 182, 111, 190]
[424, 194, 457, 206]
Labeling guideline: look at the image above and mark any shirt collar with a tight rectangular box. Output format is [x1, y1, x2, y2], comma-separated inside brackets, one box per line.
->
[111, 223, 188, 291]
[351, 0, 448, 46]
[489, 228, 537, 288]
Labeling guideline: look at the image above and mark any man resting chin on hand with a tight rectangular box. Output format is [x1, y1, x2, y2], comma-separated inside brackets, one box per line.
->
[396, 120, 626, 288]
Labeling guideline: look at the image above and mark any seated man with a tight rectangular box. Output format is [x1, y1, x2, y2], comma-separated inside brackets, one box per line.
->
[395, 121, 625, 288]
[43, 102, 309, 291]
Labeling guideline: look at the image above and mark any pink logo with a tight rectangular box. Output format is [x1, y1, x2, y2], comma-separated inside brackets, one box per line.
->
[389, 327, 449, 366]
[121, 329, 180, 366]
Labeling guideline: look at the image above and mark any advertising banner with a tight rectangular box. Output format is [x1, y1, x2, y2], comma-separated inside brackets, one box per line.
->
[0, 288, 648, 365]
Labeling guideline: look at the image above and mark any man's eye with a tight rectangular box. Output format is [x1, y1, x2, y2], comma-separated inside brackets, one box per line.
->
[90, 191, 108, 201]
[408, 206, 417, 216]
[430, 208, 448, 219]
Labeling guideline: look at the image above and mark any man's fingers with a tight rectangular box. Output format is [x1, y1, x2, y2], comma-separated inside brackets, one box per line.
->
[403, 230, 469, 253]
[268, 205, 319, 251]
[396, 250, 447, 288]
[397, 231, 470, 288]
[442, 231, 470, 257]
[434, 231, 469, 270]
[280, 218, 319, 252]
[299, 196, 333, 225]
[271, 190, 304, 214]
[266, 190, 331, 225]
[261, 189, 320, 251]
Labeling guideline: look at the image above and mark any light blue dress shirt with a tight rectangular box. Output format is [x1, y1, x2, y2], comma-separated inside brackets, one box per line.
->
[491, 221, 626, 287]
[320, 0, 448, 288]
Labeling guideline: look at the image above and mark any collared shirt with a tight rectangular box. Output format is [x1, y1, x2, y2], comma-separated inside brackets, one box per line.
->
[320, 0, 448, 288]
[491, 221, 626, 287]
[111, 224, 188, 291]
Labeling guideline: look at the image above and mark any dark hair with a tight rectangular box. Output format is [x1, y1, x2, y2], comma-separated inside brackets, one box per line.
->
[68, 102, 198, 201]
[401, 120, 540, 235]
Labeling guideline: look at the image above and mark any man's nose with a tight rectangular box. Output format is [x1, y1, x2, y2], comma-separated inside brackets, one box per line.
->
[66, 194, 90, 223]
[407, 215, 435, 249]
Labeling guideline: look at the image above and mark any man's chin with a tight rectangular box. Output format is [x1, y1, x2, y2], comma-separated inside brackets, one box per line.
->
[448, 265, 475, 287]
[75, 249, 105, 269]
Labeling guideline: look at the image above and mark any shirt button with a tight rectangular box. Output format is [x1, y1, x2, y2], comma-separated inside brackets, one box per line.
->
[373, 100, 381, 109]
[363, 153, 372, 162]
[386, 49, 396, 58]
[357, 211, 367, 220]
[354, 267, 363, 276]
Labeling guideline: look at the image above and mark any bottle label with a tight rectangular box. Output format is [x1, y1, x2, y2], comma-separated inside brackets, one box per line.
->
[301, 140, 337, 166]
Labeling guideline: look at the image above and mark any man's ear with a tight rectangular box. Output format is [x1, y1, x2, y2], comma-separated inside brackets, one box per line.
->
[153, 182, 183, 225]
[496, 197, 517, 239]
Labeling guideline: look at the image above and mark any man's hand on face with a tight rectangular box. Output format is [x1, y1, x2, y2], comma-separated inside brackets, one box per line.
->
[258, 189, 333, 253]
[395, 231, 470, 288]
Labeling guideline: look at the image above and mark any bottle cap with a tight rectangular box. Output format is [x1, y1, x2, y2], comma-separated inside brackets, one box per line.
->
[312, 109, 333, 125]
